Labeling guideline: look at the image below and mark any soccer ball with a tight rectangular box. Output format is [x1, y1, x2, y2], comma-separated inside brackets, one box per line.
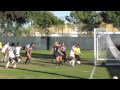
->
[77, 61, 81, 65]
[113, 76, 118, 79]
[17, 59, 21, 62]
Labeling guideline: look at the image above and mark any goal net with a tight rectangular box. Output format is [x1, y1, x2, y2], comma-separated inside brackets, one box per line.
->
[94, 28, 120, 65]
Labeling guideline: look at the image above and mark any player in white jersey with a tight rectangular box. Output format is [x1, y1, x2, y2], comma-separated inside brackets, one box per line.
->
[1, 42, 9, 62]
[11, 42, 22, 64]
[5, 43, 17, 69]
[24, 43, 35, 64]
[15, 43, 22, 62]
[69, 43, 76, 66]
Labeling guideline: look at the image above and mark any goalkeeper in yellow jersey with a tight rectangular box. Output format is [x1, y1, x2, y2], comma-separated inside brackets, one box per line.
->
[0, 42, 2, 50]
[74, 44, 82, 61]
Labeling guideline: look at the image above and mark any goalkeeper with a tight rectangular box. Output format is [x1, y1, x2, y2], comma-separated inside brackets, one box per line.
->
[74, 44, 82, 61]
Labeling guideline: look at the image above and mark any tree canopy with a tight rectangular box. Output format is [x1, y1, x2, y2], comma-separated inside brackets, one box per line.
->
[0, 11, 64, 36]
[66, 11, 120, 32]
[100, 11, 120, 29]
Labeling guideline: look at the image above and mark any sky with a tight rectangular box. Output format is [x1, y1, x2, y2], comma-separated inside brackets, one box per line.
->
[53, 11, 70, 18]
[53, 11, 70, 23]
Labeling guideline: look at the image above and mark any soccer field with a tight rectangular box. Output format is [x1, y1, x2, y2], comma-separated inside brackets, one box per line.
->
[0, 50, 120, 79]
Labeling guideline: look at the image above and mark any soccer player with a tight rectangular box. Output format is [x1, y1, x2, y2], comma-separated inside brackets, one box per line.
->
[24, 43, 35, 64]
[58, 42, 63, 65]
[1, 42, 9, 62]
[12, 42, 22, 64]
[5, 43, 17, 69]
[61, 42, 67, 63]
[15, 42, 22, 62]
[51, 42, 64, 67]
[69, 43, 76, 66]
[0, 42, 2, 50]
[74, 44, 82, 63]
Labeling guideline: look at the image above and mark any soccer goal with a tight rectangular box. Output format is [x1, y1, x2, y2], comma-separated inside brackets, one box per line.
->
[94, 28, 120, 65]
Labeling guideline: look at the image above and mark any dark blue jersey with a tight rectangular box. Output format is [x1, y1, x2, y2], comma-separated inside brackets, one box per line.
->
[53, 46, 59, 54]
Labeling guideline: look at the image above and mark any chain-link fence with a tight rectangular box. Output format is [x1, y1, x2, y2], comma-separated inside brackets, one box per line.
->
[0, 35, 94, 50]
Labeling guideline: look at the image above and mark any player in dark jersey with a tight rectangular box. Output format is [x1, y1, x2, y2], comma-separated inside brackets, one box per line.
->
[24, 43, 35, 64]
[61, 42, 67, 63]
[51, 42, 64, 67]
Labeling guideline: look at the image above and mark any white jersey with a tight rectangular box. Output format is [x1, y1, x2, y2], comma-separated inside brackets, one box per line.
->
[26, 44, 30, 49]
[8, 46, 16, 58]
[70, 46, 75, 57]
[16, 46, 21, 56]
[70, 46, 75, 53]
[1, 44, 9, 53]
[26, 44, 32, 51]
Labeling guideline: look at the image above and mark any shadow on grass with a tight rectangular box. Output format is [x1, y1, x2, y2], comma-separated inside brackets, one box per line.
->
[0, 64, 86, 79]
[96, 60, 120, 79]
[21, 53, 53, 59]
[16, 67, 86, 79]
[80, 59, 94, 66]
[29, 62, 50, 67]
[33, 60, 50, 64]
[106, 66, 120, 79]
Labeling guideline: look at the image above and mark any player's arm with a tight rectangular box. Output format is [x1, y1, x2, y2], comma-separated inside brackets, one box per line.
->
[79, 48, 83, 55]
[20, 46, 22, 50]
[58, 48, 64, 55]
[74, 48, 77, 55]
[26, 48, 30, 54]
[64, 46, 67, 50]
[29, 48, 32, 56]
[50, 47, 54, 55]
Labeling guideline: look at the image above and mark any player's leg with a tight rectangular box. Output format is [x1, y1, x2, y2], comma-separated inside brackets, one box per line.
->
[13, 57, 17, 69]
[2, 52, 7, 62]
[70, 52, 75, 66]
[5, 58, 11, 68]
[25, 53, 31, 64]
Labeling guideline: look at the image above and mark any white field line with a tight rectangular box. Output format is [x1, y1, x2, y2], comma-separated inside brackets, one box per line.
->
[89, 66, 96, 79]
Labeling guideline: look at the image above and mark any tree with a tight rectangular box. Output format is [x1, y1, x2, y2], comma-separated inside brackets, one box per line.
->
[0, 11, 64, 36]
[65, 11, 103, 32]
[29, 11, 64, 35]
[100, 11, 120, 29]
[0, 11, 29, 36]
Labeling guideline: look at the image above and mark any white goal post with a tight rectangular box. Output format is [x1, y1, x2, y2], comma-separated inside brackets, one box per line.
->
[94, 28, 120, 65]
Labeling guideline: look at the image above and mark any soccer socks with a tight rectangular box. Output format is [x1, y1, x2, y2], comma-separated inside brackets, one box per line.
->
[25, 59, 31, 64]
[70, 60, 75, 66]
[28, 60, 31, 64]
[5, 61, 10, 68]
[13, 63, 16, 68]
[12, 60, 15, 64]
[25, 59, 28, 64]
[72, 60, 75, 66]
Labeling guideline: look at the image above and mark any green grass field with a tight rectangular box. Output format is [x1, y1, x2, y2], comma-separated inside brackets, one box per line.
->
[0, 50, 120, 79]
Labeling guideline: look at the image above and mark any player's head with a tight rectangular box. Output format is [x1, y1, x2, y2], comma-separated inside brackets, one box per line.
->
[73, 43, 76, 46]
[17, 42, 20, 46]
[11, 43, 15, 47]
[31, 43, 35, 48]
[59, 42, 62, 46]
